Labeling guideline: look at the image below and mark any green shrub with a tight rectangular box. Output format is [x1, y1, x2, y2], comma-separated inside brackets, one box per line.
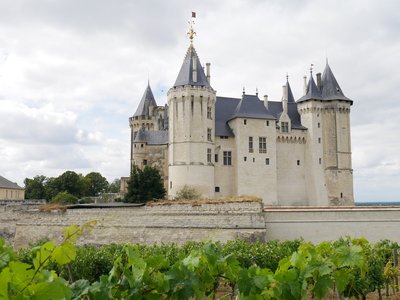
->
[175, 185, 201, 200]
[51, 191, 78, 205]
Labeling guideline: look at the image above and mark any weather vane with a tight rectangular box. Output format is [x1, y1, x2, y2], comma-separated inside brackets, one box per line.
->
[187, 12, 196, 44]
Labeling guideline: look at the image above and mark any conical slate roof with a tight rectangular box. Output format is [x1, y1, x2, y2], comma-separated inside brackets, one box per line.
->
[287, 79, 295, 103]
[321, 62, 352, 102]
[229, 94, 276, 120]
[174, 45, 210, 88]
[297, 74, 323, 102]
[133, 83, 157, 117]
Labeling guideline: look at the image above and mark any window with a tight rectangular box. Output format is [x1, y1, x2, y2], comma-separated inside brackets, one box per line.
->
[220, 136, 228, 139]
[297, 160, 300, 166]
[244, 119, 247, 125]
[318, 137, 321, 143]
[265, 158, 270, 165]
[223, 151, 232, 165]
[215, 186, 220, 193]
[281, 122, 289, 133]
[207, 106, 212, 119]
[170, 181, 172, 189]
[143, 159, 148, 166]
[249, 137, 253, 153]
[253, 158, 255, 162]
[141, 144, 144, 148]
[319, 158, 322, 164]
[340, 192, 343, 198]
[259, 137, 267, 153]
[207, 128, 212, 141]
[318, 122, 320, 128]
[266, 120, 269, 126]
[207, 148, 212, 163]
[244, 156, 247, 162]
[215, 154, 219, 163]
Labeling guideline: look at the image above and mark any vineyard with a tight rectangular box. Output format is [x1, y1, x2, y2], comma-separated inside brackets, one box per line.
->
[1, 222, 399, 299]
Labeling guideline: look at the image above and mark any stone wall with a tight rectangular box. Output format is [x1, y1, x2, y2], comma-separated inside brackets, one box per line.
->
[1, 201, 266, 248]
[1, 202, 400, 249]
[264, 206, 400, 243]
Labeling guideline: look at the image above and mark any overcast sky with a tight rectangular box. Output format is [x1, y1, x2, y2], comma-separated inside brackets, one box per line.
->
[0, 0, 399, 202]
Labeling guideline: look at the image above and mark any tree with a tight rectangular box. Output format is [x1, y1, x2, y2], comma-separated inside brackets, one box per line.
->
[56, 171, 85, 198]
[24, 175, 47, 199]
[108, 178, 121, 193]
[124, 165, 166, 203]
[50, 191, 78, 205]
[83, 172, 109, 196]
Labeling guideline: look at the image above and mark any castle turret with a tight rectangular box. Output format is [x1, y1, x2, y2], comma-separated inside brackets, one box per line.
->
[167, 26, 217, 198]
[320, 62, 354, 205]
[297, 69, 328, 205]
[297, 63, 354, 205]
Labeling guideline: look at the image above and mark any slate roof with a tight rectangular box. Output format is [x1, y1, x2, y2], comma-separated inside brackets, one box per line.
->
[297, 74, 323, 102]
[134, 128, 168, 145]
[297, 63, 352, 103]
[321, 62, 352, 102]
[174, 45, 210, 88]
[287, 80, 295, 103]
[215, 95, 306, 136]
[0, 176, 24, 189]
[215, 97, 239, 136]
[229, 94, 276, 121]
[133, 83, 157, 117]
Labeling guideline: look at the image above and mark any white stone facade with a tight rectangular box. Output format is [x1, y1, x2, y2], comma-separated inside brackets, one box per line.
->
[129, 43, 354, 206]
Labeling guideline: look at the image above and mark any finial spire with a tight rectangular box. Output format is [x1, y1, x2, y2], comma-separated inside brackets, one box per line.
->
[187, 12, 197, 44]
[286, 72, 289, 81]
[242, 86, 245, 95]
[310, 64, 314, 75]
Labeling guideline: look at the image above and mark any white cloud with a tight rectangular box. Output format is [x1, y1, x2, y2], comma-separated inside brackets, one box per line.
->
[0, 0, 398, 201]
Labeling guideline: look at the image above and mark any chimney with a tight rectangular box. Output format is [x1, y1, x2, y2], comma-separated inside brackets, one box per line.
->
[206, 63, 211, 84]
[263, 95, 269, 110]
[303, 76, 307, 95]
[192, 56, 197, 83]
[282, 85, 288, 113]
[316, 72, 322, 90]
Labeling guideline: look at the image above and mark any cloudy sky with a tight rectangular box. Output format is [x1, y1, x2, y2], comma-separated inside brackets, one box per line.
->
[0, 0, 399, 202]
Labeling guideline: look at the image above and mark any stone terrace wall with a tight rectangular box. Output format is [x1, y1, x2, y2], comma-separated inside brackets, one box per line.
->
[2, 203, 400, 248]
[0, 201, 266, 248]
[264, 206, 400, 243]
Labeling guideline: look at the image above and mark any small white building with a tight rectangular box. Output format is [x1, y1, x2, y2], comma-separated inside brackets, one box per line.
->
[129, 34, 354, 206]
[0, 175, 25, 201]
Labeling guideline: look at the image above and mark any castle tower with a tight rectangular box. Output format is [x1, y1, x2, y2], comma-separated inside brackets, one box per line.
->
[129, 83, 157, 170]
[297, 71, 328, 205]
[297, 63, 354, 205]
[320, 62, 354, 205]
[167, 25, 216, 198]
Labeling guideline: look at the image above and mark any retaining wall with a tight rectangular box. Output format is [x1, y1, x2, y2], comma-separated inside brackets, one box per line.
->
[1, 203, 400, 248]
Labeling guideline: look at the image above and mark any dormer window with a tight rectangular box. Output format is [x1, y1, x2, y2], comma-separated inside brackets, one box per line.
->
[281, 122, 289, 133]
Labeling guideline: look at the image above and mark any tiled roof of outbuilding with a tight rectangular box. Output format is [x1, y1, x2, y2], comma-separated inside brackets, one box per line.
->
[0, 176, 24, 189]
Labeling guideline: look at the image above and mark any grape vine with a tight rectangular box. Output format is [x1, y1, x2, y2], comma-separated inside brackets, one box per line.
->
[1, 226, 399, 299]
